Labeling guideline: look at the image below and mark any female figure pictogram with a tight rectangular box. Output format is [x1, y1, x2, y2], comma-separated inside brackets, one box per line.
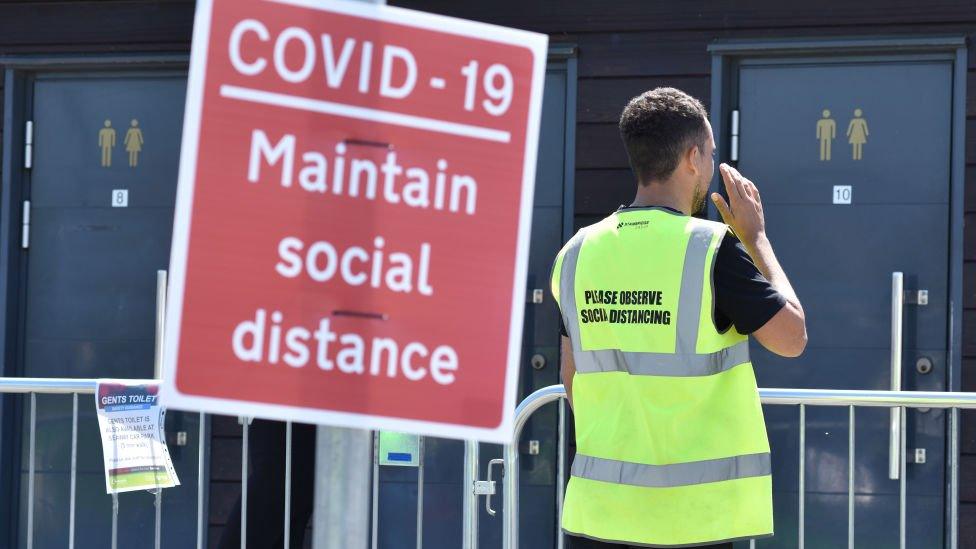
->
[124, 119, 144, 167]
[846, 108, 868, 160]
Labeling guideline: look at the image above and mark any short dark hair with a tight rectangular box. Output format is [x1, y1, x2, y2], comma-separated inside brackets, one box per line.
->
[618, 87, 709, 184]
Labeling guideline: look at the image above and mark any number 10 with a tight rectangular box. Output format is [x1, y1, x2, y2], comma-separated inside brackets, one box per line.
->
[833, 185, 852, 205]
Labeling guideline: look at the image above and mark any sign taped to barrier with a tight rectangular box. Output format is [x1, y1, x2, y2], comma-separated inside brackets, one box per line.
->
[96, 381, 180, 493]
[160, 0, 548, 442]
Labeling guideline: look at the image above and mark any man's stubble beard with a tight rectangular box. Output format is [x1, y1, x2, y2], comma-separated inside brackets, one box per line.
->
[691, 177, 709, 216]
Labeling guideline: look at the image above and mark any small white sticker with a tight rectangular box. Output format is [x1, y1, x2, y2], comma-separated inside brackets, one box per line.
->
[833, 185, 852, 205]
[111, 189, 128, 208]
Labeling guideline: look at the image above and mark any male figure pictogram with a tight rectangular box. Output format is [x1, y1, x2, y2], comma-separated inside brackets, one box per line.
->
[99, 120, 116, 167]
[816, 109, 836, 161]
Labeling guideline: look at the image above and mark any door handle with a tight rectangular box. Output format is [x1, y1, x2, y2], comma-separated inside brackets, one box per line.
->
[154, 270, 167, 380]
[889, 272, 903, 480]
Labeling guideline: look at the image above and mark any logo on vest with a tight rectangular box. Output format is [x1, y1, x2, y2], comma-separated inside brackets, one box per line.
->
[617, 220, 650, 230]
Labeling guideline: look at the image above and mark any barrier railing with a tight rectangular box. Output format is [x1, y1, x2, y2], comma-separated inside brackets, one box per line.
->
[3, 378, 968, 549]
[499, 385, 969, 549]
[0, 377, 198, 549]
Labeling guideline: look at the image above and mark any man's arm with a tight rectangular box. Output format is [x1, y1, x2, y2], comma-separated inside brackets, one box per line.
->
[712, 164, 807, 357]
[560, 336, 575, 408]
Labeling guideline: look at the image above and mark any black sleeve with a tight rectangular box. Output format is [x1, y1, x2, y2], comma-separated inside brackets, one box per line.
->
[559, 311, 568, 337]
[713, 232, 787, 335]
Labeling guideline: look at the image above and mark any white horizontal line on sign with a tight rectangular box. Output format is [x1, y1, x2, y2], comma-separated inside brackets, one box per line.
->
[220, 85, 512, 144]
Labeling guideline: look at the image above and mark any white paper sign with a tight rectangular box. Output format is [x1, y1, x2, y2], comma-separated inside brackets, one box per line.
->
[95, 380, 180, 493]
[111, 189, 128, 208]
[833, 185, 852, 205]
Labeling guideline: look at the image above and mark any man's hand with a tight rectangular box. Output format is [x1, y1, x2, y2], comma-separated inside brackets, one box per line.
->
[711, 163, 808, 358]
[712, 163, 765, 247]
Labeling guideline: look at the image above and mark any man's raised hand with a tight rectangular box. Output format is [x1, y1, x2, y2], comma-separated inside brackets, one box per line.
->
[712, 163, 766, 246]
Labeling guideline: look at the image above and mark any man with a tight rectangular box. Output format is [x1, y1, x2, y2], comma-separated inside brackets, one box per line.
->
[552, 87, 807, 548]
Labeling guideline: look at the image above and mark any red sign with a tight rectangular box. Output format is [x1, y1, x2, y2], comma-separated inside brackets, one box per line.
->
[161, 0, 547, 442]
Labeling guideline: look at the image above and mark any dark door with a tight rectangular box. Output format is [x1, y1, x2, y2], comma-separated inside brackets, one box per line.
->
[374, 60, 573, 549]
[733, 59, 951, 547]
[15, 72, 200, 548]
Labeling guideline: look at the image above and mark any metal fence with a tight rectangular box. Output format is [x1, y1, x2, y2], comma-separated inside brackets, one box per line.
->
[1, 378, 971, 549]
[501, 385, 971, 549]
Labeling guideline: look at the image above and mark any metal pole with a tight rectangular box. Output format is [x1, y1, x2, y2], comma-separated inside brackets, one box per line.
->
[799, 404, 805, 549]
[890, 272, 904, 480]
[557, 399, 566, 549]
[848, 405, 855, 549]
[951, 407, 959, 549]
[154, 269, 167, 549]
[285, 421, 292, 549]
[899, 406, 907, 549]
[112, 493, 119, 549]
[371, 431, 379, 549]
[15, 381, 976, 405]
[69, 393, 78, 549]
[241, 418, 249, 549]
[462, 441, 479, 549]
[503, 442, 519, 549]
[312, 427, 371, 548]
[416, 436, 425, 549]
[0, 377, 155, 394]
[155, 488, 163, 549]
[27, 392, 36, 549]
[197, 412, 206, 549]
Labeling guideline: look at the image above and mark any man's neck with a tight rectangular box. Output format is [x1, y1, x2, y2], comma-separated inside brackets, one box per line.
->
[630, 181, 691, 215]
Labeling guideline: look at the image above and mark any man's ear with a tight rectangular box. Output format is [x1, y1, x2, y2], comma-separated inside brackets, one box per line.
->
[686, 144, 702, 176]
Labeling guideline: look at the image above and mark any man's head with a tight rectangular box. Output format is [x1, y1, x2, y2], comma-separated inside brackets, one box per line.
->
[619, 88, 714, 213]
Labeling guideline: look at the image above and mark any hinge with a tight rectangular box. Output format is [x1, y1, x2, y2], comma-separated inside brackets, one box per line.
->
[21, 200, 30, 249]
[729, 110, 740, 162]
[24, 121, 33, 170]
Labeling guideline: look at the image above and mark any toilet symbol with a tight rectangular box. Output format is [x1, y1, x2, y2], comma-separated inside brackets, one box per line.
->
[124, 119, 144, 168]
[847, 108, 868, 160]
[816, 109, 836, 161]
[98, 119, 116, 167]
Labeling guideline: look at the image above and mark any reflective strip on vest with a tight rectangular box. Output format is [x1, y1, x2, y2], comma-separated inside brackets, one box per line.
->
[572, 452, 771, 488]
[559, 221, 740, 376]
[561, 340, 749, 376]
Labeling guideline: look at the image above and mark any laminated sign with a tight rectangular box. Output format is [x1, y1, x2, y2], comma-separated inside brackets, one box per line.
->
[96, 381, 179, 493]
[161, 0, 548, 442]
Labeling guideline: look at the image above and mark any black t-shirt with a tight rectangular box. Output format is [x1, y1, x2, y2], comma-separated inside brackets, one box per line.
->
[558, 206, 786, 337]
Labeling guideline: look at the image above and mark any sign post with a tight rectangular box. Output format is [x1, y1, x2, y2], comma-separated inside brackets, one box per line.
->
[161, 0, 548, 443]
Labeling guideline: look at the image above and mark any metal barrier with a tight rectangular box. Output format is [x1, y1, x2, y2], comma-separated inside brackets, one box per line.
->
[500, 385, 970, 549]
[3, 378, 437, 549]
[0, 377, 197, 549]
[3, 378, 970, 549]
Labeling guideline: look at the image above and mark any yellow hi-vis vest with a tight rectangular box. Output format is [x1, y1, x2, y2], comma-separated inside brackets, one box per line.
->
[551, 207, 773, 547]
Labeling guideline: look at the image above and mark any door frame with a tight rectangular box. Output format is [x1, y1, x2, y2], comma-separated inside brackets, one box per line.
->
[706, 36, 968, 549]
[0, 53, 190, 547]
